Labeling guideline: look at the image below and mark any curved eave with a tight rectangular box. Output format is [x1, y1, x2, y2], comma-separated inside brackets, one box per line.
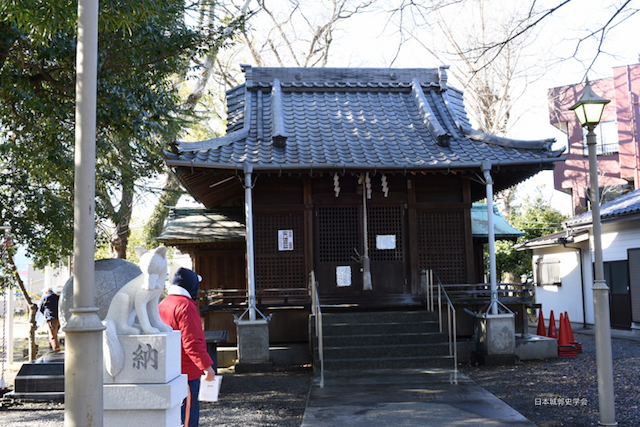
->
[462, 127, 556, 151]
[163, 150, 564, 173]
[157, 237, 245, 245]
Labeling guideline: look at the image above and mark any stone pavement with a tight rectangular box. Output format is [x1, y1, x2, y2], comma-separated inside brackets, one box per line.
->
[301, 368, 536, 427]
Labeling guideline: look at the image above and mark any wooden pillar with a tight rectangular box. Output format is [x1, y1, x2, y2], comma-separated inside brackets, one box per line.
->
[407, 175, 419, 294]
[303, 176, 314, 277]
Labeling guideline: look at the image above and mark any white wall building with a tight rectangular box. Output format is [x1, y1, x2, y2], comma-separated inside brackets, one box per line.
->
[518, 189, 640, 331]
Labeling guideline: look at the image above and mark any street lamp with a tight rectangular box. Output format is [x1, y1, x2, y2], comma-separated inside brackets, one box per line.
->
[570, 79, 617, 426]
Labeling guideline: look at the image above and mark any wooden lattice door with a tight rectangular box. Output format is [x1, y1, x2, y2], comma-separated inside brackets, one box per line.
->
[254, 211, 306, 295]
[367, 205, 406, 294]
[416, 210, 467, 284]
[315, 206, 363, 295]
[315, 204, 407, 296]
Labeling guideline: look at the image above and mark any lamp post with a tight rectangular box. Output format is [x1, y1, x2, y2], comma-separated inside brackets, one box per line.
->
[570, 79, 617, 426]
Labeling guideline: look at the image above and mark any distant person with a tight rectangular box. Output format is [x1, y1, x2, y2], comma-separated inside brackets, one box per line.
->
[38, 287, 60, 352]
[159, 267, 215, 427]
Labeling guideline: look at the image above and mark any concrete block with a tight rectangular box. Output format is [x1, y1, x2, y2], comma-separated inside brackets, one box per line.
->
[476, 313, 515, 355]
[103, 374, 187, 410]
[515, 334, 558, 360]
[103, 331, 181, 384]
[217, 347, 237, 368]
[236, 319, 270, 364]
[104, 405, 182, 427]
[13, 362, 64, 393]
[270, 344, 311, 366]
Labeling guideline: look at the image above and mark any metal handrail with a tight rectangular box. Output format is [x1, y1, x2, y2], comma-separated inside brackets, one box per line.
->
[309, 271, 324, 388]
[422, 270, 457, 373]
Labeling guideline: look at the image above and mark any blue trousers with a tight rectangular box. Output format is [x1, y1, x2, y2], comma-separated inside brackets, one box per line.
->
[182, 378, 201, 427]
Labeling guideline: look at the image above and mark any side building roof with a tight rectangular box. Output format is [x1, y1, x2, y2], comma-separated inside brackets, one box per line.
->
[516, 189, 640, 250]
[565, 188, 640, 227]
[471, 203, 525, 241]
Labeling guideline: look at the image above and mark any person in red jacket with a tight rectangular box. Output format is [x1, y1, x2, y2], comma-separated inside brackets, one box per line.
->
[159, 267, 215, 427]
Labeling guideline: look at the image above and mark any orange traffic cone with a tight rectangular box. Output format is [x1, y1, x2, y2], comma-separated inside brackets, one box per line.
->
[558, 313, 568, 345]
[537, 309, 547, 336]
[558, 312, 577, 358]
[548, 310, 558, 339]
[564, 311, 582, 353]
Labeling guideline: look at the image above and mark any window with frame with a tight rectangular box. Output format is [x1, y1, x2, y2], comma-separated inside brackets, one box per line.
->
[582, 120, 619, 156]
[536, 257, 561, 286]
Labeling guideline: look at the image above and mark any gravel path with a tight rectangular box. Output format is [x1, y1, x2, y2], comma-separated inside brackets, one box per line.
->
[461, 332, 640, 427]
[2, 333, 639, 426]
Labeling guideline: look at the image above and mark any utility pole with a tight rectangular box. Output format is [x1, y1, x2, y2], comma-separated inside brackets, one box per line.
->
[64, 1, 104, 425]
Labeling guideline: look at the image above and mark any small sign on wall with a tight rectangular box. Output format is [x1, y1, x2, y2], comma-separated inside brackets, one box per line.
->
[336, 266, 352, 287]
[278, 230, 294, 251]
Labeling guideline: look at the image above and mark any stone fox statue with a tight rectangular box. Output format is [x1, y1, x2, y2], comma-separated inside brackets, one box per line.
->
[103, 246, 172, 377]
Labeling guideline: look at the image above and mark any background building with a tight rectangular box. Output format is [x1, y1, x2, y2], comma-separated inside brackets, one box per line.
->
[548, 64, 640, 215]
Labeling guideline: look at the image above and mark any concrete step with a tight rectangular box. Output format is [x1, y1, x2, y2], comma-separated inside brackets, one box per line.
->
[312, 310, 455, 371]
[324, 342, 451, 359]
[323, 332, 448, 347]
[321, 310, 438, 325]
[322, 355, 455, 371]
[322, 321, 440, 336]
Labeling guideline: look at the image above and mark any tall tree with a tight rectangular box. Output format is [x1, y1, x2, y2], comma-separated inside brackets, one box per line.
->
[495, 186, 568, 280]
[388, 0, 543, 136]
[387, 0, 640, 81]
[0, 0, 246, 266]
[143, 0, 377, 242]
[212, 0, 377, 87]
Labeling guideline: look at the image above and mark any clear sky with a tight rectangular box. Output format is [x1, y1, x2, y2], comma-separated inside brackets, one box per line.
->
[164, 0, 640, 218]
[320, 0, 640, 215]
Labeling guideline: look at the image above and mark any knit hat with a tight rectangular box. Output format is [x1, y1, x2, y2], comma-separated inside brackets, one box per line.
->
[172, 267, 201, 299]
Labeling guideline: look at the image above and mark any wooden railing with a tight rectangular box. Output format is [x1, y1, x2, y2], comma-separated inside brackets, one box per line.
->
[201, 287, 310, 311]
[441, 283, 536, 308]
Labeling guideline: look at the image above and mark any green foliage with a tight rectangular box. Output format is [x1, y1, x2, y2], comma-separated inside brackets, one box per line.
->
[95, 221, 159, 264]
[494, 187, 569, 281]
[0, 1, 246, 268]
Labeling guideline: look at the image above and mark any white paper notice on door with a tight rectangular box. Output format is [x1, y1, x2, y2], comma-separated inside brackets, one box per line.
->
[336, 266, 352, 287]
[376, 234, 396, 250]
[278, 229, 294, 251]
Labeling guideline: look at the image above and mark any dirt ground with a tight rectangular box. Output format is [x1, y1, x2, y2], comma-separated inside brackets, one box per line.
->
[1, 314, 310, 427]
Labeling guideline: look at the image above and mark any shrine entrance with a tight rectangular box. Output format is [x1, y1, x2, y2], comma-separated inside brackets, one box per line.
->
[314, 204, 408, 298]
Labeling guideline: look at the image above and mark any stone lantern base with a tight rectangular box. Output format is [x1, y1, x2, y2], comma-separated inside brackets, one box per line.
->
[235, 319, 273, 373]
[475, 312, 517, 365]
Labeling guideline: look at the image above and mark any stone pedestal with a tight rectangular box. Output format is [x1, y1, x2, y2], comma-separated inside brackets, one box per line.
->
[476, 313, 517, 365]
[104, 331, 187, 426]
[515, 334, 558, 360]
[235, 319, 272, 372]
[103, 332, 181, 384]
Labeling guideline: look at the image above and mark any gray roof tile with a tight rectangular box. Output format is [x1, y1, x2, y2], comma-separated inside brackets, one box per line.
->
[567, 188, 640, 226]
[167, 67, 560, 173]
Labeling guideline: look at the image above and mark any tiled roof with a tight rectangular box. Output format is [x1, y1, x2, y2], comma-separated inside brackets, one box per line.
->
[566, 188, 640, 227]
[164, 67, 561, 177]
[516, 189, 640, 250]
[471, 203, 524, 240]
[157, 208, 245, 244]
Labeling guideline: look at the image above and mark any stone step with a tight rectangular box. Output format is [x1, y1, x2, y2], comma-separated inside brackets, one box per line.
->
[311, 310, 454, 372]
[321, 321, 440, 336]
[321, 310, 438, 325]
[323, 332, 448, 347]
[322, 355, 455, 371]
[324, 342, 451, 359]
